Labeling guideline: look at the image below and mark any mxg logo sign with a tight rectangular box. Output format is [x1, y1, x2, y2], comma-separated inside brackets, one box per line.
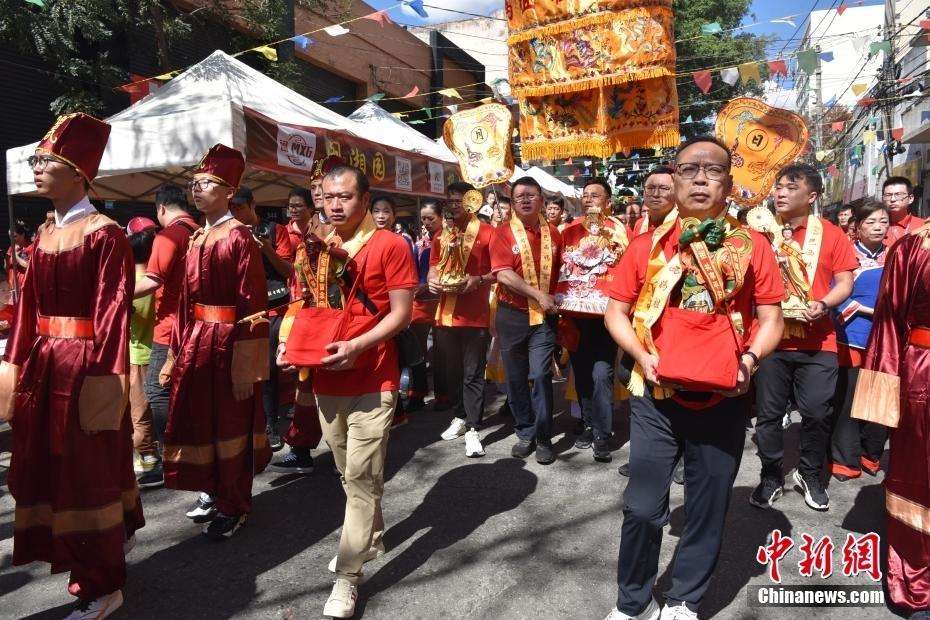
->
[277, 126, 317, 171]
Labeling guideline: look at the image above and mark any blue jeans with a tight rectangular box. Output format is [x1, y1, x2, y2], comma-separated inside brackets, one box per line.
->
[496, 304, 556, 445]
[144, 342, 171, 446]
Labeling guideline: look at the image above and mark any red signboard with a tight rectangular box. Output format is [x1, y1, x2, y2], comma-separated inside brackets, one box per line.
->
[243, 106, 459, 198]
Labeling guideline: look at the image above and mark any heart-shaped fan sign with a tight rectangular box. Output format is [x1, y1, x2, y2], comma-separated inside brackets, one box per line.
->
[715, 97, 809, 207]
[442, 103, 515, 189]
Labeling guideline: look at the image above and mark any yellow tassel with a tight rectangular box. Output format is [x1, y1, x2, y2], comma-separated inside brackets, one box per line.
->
[512, 67, 675, 99]
[507, 4, 674, 44]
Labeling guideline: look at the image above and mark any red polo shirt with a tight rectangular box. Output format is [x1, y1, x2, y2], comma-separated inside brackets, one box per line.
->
[145, 215, 200, 345]
[313, 229, 418, 396]
[885, 211, 920, 247]
[490, 220, 562, 311]
[430, 221, 495, 328]
[779, 218, 858, 352]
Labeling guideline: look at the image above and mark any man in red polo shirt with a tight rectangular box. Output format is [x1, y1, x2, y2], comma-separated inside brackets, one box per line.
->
[135, 183, 200, 489]
[631, 166, 677, 239]
[603, 136, 783, 620]
[429, 182, 495, 457]
[882, 176, 920, 247]
[490, 176, 562, 465]
[750, 163, 856, 513]
[278, 165, 416, 618]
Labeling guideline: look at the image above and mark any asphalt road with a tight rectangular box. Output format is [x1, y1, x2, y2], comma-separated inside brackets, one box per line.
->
[0, 387, 905, 619]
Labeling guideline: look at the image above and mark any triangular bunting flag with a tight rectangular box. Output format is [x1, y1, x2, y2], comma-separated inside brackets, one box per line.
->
[837, 3, 848, 15]
[566, 157, 573, 165]
[863, 130, 875, 144]
[424, 107, 433, 119]
[770, 16, 796, 27]
[868, 115, 879, 125]
[701, 22, 722, 35]
[366, 93, 385, 101]
[363, 11, 393, 26]
[720, 67, 739, 86]
[293, 35, 313, 49]
[831, 121, 845, 132]
[738, 62, 761, 85]
[447, 104, 458, 114]
[922, 110, 930, 124]
[403, 85, 419, 98]
[24, 0, 46, 6]
[857, 96, 877, 107]
[405, 0, 429, 18]
[767, 60, 788, 77]
[685, 115, 693, 124]
[819, 51, 834, 62]
[853, 144, 863, 158]
[891, 127, 904, 140]
[815, 150, 827, 161]
[324, 24, 350, 36]
[325, 96, 344, 103]
[825, 95, 837, 108]
[796, 49, 818, 74]
[693, 70, 712, 95]
[254, 45, 278, 62]
[869, 40, 891, 55]
[153, 71, 177, 81]
[851, 83, 867, 96]
[438, 88, 462, 99]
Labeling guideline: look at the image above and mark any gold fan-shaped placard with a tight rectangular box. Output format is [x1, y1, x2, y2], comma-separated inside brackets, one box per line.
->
[463, 189, 484, 214]
[746, 206, 776, 234]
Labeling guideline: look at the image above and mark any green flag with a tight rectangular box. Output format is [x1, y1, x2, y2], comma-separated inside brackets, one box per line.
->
[796, 49, 818, 74]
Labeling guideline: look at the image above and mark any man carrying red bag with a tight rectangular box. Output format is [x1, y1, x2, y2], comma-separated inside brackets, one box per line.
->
[602, 136, 784, 620]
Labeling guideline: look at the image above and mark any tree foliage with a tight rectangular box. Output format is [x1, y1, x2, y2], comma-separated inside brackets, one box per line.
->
[673, 0, 773, 139]
[0, 0, 352, 116]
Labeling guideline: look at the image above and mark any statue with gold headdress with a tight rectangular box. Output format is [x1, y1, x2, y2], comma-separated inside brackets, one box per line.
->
[746, 206, 811, 322]
[435, 189, 483, 292]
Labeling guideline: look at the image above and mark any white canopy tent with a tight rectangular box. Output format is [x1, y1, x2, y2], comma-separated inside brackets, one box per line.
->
[348, 102, 456, 163]
[5, 50, 376, 204]
[509, 165, 581, 199]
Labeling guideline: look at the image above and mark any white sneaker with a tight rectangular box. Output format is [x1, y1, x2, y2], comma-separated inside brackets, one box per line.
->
[328, 546, 384, 572]
[464, 429, 485, 457]
[604, 598, 660, 620]
[323, 578, 357, 618]
[660, 602, 698, 620]
[440, 417, 467, 441]
[65, 590, 123, 619]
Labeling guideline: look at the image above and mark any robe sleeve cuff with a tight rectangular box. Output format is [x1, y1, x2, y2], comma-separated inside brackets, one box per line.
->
[0, 361, 20, 422]
[851, 368, 900, 428]
[78, 374, 129, 432]
[232, 338, 270, 385]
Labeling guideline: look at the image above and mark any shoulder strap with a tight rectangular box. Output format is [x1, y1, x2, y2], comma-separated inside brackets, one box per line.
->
[174, 219, 196, 234]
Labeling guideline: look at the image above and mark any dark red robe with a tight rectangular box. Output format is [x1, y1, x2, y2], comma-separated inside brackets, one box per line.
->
[0, 211, 144, 599]
[855, 233, 930, 612]
[162, 218, 271, 516]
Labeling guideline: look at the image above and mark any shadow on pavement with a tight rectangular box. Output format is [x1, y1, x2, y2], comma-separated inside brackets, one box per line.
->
[355, 458, 537, 617]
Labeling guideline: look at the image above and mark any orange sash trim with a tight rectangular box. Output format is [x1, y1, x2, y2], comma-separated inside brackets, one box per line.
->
[193, 304, 236, 324]
[37, 315, 93, 339]
[510, 214, 553, 326]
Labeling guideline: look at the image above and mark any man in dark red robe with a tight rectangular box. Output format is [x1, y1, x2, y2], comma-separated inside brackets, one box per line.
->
[853, 220, 930, 618]
[0, 113, 144, 619]
[159, 144, 271, 540]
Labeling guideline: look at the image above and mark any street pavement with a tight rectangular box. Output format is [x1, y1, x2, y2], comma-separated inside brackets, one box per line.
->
[0, 388, 904, 619]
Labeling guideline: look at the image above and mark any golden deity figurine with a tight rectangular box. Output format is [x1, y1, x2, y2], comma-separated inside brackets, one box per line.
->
[436, 223, 469, 292]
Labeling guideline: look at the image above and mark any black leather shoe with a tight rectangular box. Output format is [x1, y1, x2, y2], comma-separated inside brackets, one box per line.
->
[511, 439, 535, 459]
[535, 443, 556, 465]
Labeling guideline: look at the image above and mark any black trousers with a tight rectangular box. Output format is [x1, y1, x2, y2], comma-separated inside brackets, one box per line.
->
[616, 390, 746, 614]
[409, 322, 431, 398]
[754, 350, 838, 481]
[144, 342, 171, 446]
[261, 314, 282, 427]
[568, 316, 618, 440]
[830, 365, 887, 470]
[496, 304, 557, 444]
[435, 326, 490, 428]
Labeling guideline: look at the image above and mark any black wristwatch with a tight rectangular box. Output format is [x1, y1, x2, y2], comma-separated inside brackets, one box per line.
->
[742, 350, 760, 367]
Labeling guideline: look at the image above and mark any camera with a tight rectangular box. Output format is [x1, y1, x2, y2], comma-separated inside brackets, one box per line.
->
[253, 220, 275, 240]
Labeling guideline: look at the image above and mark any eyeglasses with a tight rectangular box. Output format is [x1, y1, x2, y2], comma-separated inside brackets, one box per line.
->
[323, 192, 356, 204]
[188, 179, 225, 192]
[882, 192, 911, 200]
[512, 193, 540, 203]
[675, 163, 728, 181]
[644, 185, 672, 194]
[27, 154, 65, 172]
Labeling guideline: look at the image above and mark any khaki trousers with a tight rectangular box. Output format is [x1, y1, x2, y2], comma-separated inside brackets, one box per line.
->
[317, 391, 395, 584]
[129, 363, 158, 456]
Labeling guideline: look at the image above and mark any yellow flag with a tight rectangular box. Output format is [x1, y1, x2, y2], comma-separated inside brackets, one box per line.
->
[738, 62, 761, 85]
[851, 83, 867, 96]
[438, 88, 462, 99]
[254, 45, 278, 62]
[153, 72, 177, 81]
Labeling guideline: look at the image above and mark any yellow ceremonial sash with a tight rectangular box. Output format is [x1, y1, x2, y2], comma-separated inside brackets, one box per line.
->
[628, 208, 678, 397]
[327, 211, 377, 260]
[638, 215, 650, 236]
[436, 216, 482, 327]
[606, 215, 631, 252]
[510, 214, 553, 326]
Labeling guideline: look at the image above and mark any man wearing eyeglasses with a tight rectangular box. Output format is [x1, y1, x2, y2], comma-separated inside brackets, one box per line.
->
[631, 166, 677, 239]
[490, 176, 563, 464]
[882, 176, 919, 247]
[159, 144, 272, 541]
[0, 113, 145, 619]
[603, 136, 784, 620]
